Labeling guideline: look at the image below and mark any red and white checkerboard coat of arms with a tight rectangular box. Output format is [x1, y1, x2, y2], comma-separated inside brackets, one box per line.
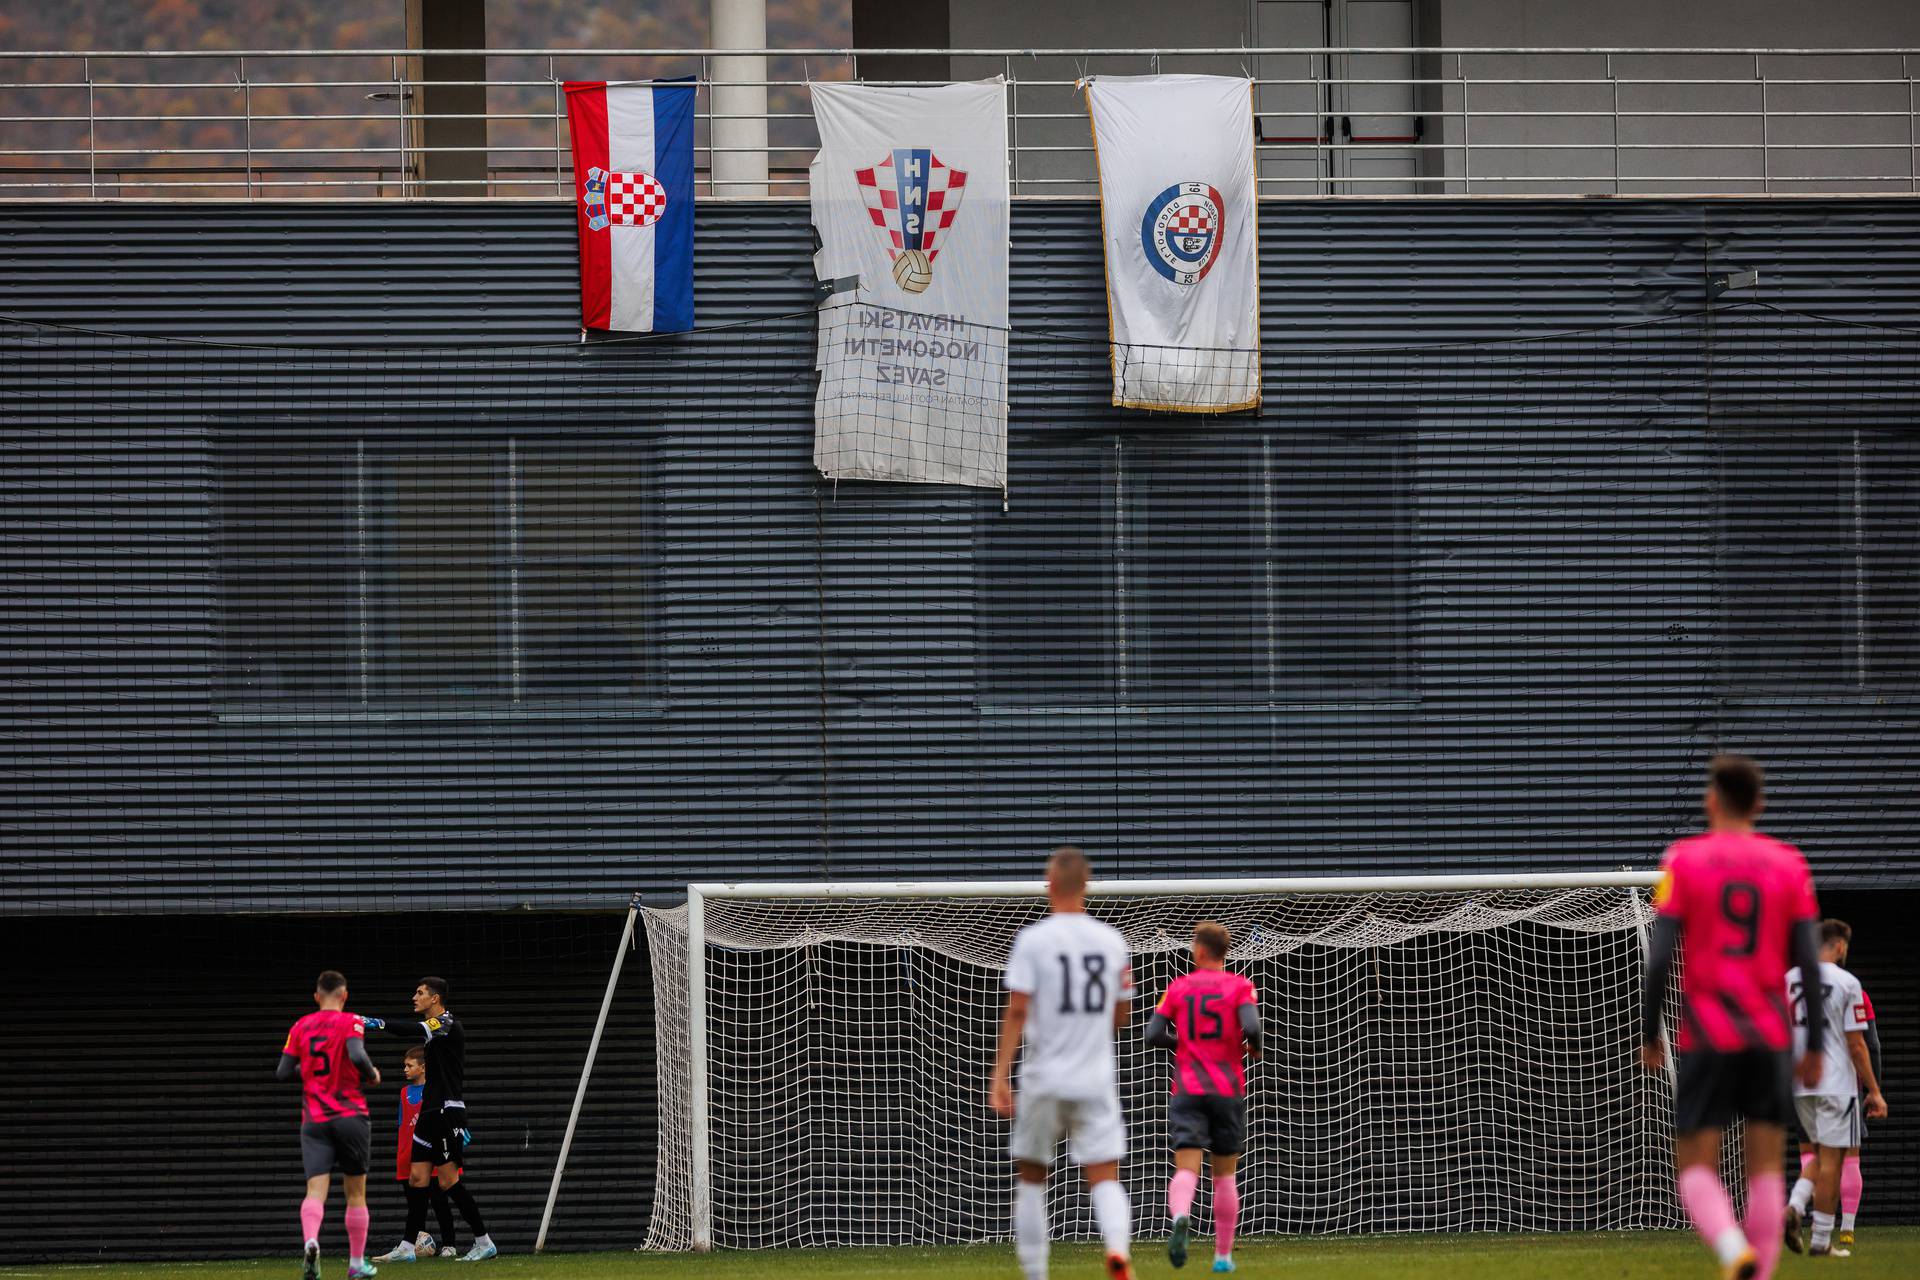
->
[853, 148, 967, 286]
[583, 165, 668, 231]
[1140, 180, 1225, 286]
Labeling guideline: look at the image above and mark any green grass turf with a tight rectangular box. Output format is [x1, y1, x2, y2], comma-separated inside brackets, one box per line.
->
[3, 1230, 1916, 1279]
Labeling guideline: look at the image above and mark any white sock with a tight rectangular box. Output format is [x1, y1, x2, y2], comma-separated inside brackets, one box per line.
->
[1841, 1210, 1856, 1233]
[473, 1234, 493, 1250]
[1789, 1178, 1814, 1214]
[1014, 1182, 1049, 1280]
[1811, 1210, 1835, 1250]
[1090, 1179, 1131, 1260]
[1711, 1226, 1749, 1267]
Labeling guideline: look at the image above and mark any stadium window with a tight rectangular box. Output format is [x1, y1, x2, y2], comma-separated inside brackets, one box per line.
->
[980, 430, 1413, 705]
[219, 438, 655, 708]
[1722, 429, 1920, 687]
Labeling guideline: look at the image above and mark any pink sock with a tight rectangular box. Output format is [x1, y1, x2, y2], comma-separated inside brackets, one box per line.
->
[1840, 1157, 1863, 1217]
[1168, 1169, 1199, 1220]
[1744, 1173, 1783, 1280]
[345, 1205, 370, 1260]
[1678, 1166, 1746, 1264]
[1801, 1152, 1815, 1174]
[1213, 1173, 1239, 1259]
[300, 1196, 325, 1246]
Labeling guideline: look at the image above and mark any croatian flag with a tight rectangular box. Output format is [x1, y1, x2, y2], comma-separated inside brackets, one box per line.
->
[564, 80, 695, 333]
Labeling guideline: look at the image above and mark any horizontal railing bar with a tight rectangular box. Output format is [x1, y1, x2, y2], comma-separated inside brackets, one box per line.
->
[0, 113, 568, 124]
[16, 142, 1920, 160]
[12, 108, 1912, 128]
[8, 181, 1911, 195]
[0, 78, 1911, 96]
[1, 46, 1918, 56]
[10, 75, 1917, 92]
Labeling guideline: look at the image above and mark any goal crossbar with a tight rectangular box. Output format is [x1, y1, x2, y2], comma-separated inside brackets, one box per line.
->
[687, 870, 1660, 901]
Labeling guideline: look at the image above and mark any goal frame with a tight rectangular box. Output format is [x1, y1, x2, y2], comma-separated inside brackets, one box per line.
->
[673, 869, 1659, 1253]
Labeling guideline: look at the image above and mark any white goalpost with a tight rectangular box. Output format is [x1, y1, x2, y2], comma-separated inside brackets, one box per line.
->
[548, 870, 1683, 1253]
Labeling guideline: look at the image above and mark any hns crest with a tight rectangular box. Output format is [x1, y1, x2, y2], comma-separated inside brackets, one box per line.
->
[582, 165, 669, 232]
[854, 148, 968, 294]
[1141, 181, 1224, 286]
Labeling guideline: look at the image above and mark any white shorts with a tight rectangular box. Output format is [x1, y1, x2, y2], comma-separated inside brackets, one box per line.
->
[1796, 1094, 1862, 1150]
[1009, 1090, 1127, 1167]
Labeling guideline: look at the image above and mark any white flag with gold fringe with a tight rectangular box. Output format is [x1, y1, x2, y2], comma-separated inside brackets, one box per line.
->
[1085, 74, 1261, 412]
[809, 79, 1010, 490]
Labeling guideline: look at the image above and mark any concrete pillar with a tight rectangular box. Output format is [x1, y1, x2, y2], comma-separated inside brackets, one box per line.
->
[710, 0, 768, 197]
[405, 0, 489, 197]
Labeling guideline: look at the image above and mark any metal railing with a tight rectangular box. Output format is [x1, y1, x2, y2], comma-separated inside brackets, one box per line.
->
[2, 46, 1919, 199]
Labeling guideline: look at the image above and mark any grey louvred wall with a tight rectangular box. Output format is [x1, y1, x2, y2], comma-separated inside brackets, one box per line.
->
[4, 201, 1920, 910]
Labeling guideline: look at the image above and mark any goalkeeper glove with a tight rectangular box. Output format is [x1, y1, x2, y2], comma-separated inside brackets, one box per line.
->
[359, 1016, 386, 1031]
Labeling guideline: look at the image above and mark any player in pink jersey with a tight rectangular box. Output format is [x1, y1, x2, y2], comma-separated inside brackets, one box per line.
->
[1640, 756, 1825, 1280]
[278, 970, 383, 1280]
[1144, 921, 1263, 1274]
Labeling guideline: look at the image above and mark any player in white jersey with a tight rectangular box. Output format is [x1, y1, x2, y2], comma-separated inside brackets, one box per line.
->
[990, 846, 1136, 1280]
[1782, 919, 1887, 1258]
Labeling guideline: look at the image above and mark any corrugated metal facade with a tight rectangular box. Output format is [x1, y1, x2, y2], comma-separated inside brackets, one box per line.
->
[3, 200, 1920, 1254]
[4, 200, 1920, 908]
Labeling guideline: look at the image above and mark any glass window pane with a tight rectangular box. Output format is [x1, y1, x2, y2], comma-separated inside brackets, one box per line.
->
[219, 449, 356, 699]
[978, 435, 1115, 703]
[1722, 432, 1853, 685]
[373, 453, 503, 699]
[1863, 433, 1920, 683]
[1268, 434, 1411, 695]
[1123, 436, 1266, 702]
[519, 446, 652, 699]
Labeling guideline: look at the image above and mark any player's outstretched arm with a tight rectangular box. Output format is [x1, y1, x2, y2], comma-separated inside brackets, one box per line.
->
[1638, 915, 1681, 1070]
[989, 992, 1029, 1119]
[1143, 1011, 1176, 1049]
[359, 1015, 428, 1041]
[1238, 1003, 1264, 1059]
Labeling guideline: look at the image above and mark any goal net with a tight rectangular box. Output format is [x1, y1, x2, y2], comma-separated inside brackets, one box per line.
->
[639, 873, 1678, 1251]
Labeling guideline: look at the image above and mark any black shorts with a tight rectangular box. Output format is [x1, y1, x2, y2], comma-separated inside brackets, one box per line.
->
[301, 1116, 372, 1178]
[411, 1109, 469, 1169]
[1167, 1093, 1248, 1156]
[1674, 1049, 1793, 1135]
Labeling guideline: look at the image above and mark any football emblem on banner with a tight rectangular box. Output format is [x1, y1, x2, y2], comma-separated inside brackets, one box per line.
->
[855, 148, 968, 294]
[582, 165, 669, 232]
[1140, 181, 1225, 286]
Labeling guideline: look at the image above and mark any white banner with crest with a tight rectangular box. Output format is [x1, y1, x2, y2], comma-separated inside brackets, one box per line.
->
[810, 80, 1010, 491]
[1085, 74, 1261, 412]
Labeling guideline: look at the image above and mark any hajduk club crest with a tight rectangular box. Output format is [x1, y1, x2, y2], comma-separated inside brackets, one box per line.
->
[855, 148, 968, 294]
[1140, 181, 1224, 286]
[582, 165, 668, 232]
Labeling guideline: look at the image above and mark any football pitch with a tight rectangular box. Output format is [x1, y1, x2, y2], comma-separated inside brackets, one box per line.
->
[5, 1231, 1918, 1280]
